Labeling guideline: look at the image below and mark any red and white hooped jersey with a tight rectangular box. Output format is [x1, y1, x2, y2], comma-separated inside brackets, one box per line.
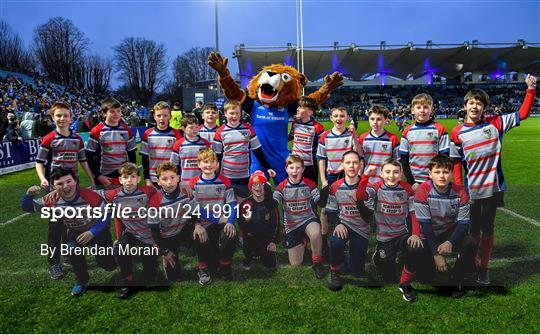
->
[450, 112, 519, 199]
[358, 130, 400, 184]
[213, 122, 262, 180]
[140, 127, 182, 182]
[36, 130, 86, 177]
[399, 121, 450, 183]
[289, 118, 325, 167]
[170, 136, 210, 182]
[86, 122, 136, 176]
[317, 129, 358, 175]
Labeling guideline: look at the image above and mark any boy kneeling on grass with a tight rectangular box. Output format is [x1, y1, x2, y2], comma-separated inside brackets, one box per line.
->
[22, 168, 116, 297]
[237, 171, 279, 270]
[409, 155, 477, 299]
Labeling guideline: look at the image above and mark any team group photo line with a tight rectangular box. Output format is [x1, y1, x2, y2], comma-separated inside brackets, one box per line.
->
[20, 51, 538, 302]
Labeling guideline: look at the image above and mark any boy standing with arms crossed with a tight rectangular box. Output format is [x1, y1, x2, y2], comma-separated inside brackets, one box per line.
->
[140, 101, 183, 188]
[451, 75, 537, 285]
[400, 93, 450, 189]
[35, 102, 96, 279]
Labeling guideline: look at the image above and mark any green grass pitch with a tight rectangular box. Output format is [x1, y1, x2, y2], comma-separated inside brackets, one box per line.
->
[0, 118, 539, 333]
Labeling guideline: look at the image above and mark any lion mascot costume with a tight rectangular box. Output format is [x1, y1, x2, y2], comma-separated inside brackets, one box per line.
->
[208, 52, 343, 183]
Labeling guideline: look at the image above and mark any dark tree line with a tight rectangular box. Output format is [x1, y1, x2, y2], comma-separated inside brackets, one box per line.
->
[2, 18, 217, 103]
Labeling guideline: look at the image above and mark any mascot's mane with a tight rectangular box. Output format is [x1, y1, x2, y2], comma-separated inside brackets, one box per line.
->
[247, 64, 308, 106]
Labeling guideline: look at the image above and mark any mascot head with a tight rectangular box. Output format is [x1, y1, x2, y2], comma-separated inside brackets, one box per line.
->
[247, 64, 308, 106]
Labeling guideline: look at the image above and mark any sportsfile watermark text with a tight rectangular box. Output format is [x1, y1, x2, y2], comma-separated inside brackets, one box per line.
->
[40, 203, 252, 222]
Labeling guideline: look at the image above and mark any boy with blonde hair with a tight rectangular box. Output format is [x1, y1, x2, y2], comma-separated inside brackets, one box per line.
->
[400, 93, 449, 190]
[214, 100, 275, 204]
[140, 101, 183, 187]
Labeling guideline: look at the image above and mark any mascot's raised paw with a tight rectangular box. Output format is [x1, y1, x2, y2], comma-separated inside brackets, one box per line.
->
[322, 72, 344, 93]
[208, 52, 229, 77]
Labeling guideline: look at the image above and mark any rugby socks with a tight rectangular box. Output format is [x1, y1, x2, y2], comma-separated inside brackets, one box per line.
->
[480, 235, 494, 270]
[198, 262, 207, 270]
[329, 264, 341, 273]
[471, 233, 482, 266]
[312, 254, 323, 265]
[321, 234, 328, 261]
[399, 266, 415, 285]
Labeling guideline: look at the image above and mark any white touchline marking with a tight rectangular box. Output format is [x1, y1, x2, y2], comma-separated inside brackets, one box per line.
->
[0, 213, 30, 228]
[498, 208, 540, 227]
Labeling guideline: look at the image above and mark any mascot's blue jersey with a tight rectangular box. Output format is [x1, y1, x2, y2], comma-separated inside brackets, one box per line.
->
[242, 97, 297, 184]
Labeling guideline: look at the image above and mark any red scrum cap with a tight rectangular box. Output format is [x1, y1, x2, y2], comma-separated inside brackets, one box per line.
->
[248, 170, 268, 190]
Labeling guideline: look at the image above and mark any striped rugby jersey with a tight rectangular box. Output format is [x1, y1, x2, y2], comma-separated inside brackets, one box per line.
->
[273, 178, 320, 234]
[289, 118, 325, 166]
[148, 187, 194, 238]
[102, 186, 158, 245]
[317, 129, 358, 175]
[199, 124, 218, 145]
[36, 130, 86, 178]
[399, 121, 450, 183]
[170, 136, 210, 182]
[140, 127, 182, 182]
[326, 179, 370, 239]
[414, 180, 470, 237]
[364, 181, 415, 242]
[189, 174, 236, 228]
[450, 112, 519, 199]
[358, 130, 400, 184]
[86, 122, 136, 176]
[213, 122, 262, 180]
[30, 188, 104, 232]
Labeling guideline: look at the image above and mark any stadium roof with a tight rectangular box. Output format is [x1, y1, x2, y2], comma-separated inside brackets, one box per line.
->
[234, 43, 540, 84]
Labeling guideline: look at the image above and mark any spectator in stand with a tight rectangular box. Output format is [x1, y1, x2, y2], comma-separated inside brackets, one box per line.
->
[3, 113, 22, 141]
[192, 101, 204, 125]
